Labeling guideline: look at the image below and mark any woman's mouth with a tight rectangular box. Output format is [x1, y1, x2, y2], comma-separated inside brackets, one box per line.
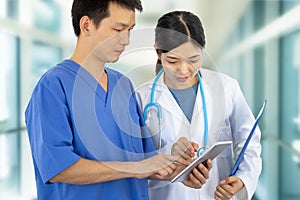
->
[176, 76, 189, 82]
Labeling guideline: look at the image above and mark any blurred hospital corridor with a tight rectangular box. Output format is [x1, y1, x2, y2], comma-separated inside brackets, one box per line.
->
[1, 0, 300, 199]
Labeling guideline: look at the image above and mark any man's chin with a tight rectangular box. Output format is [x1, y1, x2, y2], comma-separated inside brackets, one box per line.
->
[113, 57, 120, 62]
[110, 56, 120, 63]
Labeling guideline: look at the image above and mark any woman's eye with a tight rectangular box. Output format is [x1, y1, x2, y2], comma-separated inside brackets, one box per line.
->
[113, 28, 122, 32]
[167, 60, 177, 64]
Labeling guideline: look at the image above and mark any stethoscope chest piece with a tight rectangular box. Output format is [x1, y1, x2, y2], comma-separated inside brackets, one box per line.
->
[197, 145, 208, 157]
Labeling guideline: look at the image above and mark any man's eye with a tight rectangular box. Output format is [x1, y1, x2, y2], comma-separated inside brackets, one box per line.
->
[167, 61, 177, 64]
[113, 28, 122, 32]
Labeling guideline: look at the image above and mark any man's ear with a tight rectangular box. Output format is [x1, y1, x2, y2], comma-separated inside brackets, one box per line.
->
[79, 16, 93, 37]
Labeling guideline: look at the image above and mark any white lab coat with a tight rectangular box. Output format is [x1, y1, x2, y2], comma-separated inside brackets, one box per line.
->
[135, 68, 262, 200]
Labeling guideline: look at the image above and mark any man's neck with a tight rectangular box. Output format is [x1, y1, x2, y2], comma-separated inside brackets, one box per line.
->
[70, 51, 106, 82]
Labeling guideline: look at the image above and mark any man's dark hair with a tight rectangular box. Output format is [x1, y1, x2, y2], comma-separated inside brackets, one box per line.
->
[71, 0, 143, 36]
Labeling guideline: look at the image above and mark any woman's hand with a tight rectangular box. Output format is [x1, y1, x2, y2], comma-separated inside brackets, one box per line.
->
[172, 137, 199, 160]
[171, 137, 213, 189]
[214, 176, 245, 200]
[182, 158, 213, 189]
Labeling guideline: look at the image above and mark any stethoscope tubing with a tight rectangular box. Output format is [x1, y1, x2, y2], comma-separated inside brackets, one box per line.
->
[144, 69, 208, 157]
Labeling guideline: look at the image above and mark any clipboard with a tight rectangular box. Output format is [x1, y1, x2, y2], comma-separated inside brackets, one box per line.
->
[171, 141, 232, 183]
[229, 99, 267, 176]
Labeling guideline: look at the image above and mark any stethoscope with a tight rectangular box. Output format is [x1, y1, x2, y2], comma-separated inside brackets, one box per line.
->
[143, 69, 208, 157]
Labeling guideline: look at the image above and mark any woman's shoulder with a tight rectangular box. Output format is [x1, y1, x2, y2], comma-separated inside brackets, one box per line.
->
[201, 68, 239, 87]
[135, 79, 155, 93]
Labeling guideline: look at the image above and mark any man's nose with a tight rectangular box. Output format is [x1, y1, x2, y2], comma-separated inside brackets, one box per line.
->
[120, 31, 130, 45]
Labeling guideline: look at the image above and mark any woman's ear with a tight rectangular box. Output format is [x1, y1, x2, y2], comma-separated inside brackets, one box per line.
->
[79, 16, 93, 37]
[154, 44, 161, 60]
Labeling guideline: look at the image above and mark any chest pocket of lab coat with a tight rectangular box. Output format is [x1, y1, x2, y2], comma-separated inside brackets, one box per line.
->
[217, 124, 233, 143]
[215, 125, 233, 179]
[216, 125, 233, 156]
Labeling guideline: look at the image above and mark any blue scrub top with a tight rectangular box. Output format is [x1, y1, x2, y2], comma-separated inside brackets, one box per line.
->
[25, 60, 156, 200]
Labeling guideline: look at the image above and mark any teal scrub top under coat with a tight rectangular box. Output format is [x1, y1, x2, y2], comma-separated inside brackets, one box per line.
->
[25, 60, 156, 200]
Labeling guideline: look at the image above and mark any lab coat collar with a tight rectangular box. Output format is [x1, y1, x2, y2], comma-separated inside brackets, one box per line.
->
[150, 72, 211, 128]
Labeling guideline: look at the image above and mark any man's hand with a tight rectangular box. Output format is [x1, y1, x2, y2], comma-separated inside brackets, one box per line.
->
[214, 176, 244, 200]
[136, 154, 191, 180]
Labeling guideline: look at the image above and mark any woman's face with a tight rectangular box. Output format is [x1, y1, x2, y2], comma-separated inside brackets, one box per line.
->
[159, 41, 203, 89]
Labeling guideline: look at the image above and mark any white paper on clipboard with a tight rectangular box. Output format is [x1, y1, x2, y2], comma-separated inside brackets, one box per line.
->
[171, 141, 232, 183]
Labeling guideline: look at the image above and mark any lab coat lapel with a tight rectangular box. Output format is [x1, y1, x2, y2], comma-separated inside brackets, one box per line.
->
[189, 85, 203, 143]
[189, 77, 213, 144]
[200, 69, 225, 146]
[191, 69, 228, 147]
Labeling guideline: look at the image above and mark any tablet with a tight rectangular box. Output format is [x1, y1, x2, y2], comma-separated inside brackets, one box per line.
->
[171, 141, 232, 183]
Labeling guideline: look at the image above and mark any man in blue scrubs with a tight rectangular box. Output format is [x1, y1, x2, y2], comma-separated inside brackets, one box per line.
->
[25, 0, 212, 199]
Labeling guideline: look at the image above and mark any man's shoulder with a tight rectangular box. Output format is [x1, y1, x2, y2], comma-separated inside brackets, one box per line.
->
[39, 60, 77, 82]
[105, 68, 132, 83]
[29, 60, 79, 98]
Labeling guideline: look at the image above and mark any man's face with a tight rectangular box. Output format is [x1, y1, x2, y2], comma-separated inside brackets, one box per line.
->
[88, 3, 136, 63]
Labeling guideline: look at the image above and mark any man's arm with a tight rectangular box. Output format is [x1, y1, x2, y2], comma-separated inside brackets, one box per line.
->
[50, 154, 190, 184]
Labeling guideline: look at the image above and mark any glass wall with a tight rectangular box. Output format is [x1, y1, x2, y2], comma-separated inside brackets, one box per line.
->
[31, 41, 62, 86]
[0, 32, 20, 199]
[281, 0, 300, 13]
[0, 0, 73, 199]
[280, 30, 300, 200]
[33, 0, 61, 33]
[218, 0, 300, 199]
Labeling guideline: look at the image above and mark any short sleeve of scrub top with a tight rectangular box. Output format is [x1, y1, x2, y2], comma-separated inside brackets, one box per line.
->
[25, 72, 81, 184]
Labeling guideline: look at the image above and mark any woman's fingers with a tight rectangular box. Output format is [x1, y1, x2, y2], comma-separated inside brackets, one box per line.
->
[172, 137, 199, 158]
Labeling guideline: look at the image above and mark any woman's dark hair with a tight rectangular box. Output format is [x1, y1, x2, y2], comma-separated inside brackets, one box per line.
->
[155, 11, 206, 74]
[71, 0, 143, 36]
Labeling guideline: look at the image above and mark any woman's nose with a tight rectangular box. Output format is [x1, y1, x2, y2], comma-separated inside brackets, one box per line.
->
[178, 61, 190, 75]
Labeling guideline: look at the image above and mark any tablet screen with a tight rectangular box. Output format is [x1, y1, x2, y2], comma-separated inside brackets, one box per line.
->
[171, 141, 232, 183]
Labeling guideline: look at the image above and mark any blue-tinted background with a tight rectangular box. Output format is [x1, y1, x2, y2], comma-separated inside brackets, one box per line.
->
[0, 0, 300, 199]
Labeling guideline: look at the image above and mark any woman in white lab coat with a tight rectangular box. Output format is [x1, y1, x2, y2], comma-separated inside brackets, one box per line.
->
[135, 11, 262, 200]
